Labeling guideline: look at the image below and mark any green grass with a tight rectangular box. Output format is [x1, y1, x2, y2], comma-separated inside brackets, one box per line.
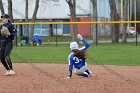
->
[11, 43, 140, 66]
[17, 36, 112, 42]
[17, 35, 138, 44]
[12, 45, 70, 63]
[87, 44, 140, 66]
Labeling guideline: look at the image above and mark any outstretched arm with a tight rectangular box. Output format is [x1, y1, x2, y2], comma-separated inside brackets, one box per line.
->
[77, 34, 90, 51]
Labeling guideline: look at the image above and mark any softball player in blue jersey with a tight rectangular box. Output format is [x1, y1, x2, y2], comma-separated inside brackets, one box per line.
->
[66, 34, 94, 79]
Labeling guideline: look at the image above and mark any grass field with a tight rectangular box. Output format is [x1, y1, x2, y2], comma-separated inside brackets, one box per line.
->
[17, 35, 137, 42]
[11, 43, 140, 66]
[87, 43, 140, 66]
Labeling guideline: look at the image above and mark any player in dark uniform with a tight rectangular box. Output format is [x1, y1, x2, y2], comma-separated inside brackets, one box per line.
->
[0, 14, 16, 75]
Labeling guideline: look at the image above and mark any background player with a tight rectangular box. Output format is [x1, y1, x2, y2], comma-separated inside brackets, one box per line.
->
[32, 33, 42, 46]
[66, 34, 94, 79]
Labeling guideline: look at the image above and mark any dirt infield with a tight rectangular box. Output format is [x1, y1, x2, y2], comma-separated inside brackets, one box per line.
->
[0, 63, 140, 93]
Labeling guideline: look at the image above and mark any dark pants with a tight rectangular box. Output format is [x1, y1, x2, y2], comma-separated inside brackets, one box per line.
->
[1, 39, 13, 70]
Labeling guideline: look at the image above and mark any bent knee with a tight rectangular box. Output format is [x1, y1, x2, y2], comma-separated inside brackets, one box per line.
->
[82, 72, 89, 77]
[5, 56, 10, 60]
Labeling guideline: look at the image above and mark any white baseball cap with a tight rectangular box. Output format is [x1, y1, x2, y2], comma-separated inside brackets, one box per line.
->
[70, 42, 79, 50]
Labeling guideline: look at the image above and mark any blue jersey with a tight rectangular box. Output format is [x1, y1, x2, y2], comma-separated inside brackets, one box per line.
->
[68, 39, 90, 71]
[32, 35, 41, 42]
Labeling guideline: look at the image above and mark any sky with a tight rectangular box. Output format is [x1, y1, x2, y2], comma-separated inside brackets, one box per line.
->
[1, 0, 112, 19]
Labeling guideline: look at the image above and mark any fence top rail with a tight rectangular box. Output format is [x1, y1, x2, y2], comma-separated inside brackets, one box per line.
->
[0, 21, 140, 25]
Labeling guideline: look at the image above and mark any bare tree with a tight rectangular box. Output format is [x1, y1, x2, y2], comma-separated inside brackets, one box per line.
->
[66, 0, 78, 42]
[25, 0, 29, 36]
[122, 0, 128, 43]
[109, 0, 120, 43]
[91, 0, 98, 44]
[29, 0, 39, 43]
[0, 0, 5, 15]
[8, 0, 14, 22]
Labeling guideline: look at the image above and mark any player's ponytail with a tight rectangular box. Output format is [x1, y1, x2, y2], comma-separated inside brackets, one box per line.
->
[8, 20, 11, 23]
[73, 50, 87, 60]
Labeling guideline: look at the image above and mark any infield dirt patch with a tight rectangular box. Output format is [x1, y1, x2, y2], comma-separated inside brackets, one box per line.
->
[0, 63, 140, 93]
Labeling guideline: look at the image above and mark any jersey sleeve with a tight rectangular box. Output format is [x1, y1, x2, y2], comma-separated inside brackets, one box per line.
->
[79, 38, 90, 51]
[0, 26, 2, 36]
[68, 54, 74, 71]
